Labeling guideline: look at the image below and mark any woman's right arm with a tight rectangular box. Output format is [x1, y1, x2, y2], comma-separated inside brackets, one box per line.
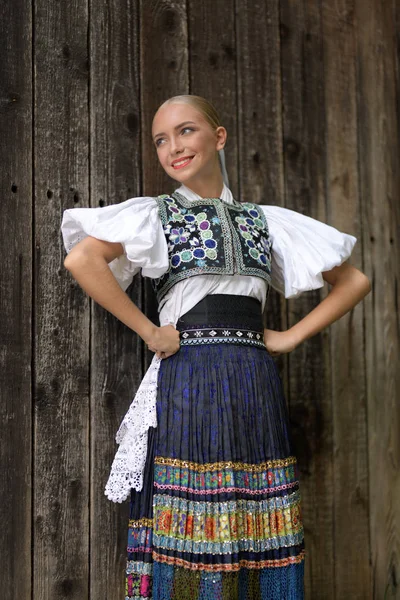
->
[64, 236, 180, 358]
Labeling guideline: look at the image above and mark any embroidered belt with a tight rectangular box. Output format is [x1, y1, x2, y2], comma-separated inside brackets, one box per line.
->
[179, 326, 266, 348]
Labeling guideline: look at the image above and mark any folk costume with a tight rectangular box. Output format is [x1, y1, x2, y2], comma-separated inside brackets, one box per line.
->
[61, 182, 356, 599]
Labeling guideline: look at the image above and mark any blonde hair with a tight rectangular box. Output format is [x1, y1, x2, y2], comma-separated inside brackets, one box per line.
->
[156, 95, 229, 187]
[158, 94, 221, 130]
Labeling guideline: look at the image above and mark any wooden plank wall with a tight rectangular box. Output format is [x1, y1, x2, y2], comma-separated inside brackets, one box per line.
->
[0, 1, 33, 599]
[0, 0, 399, 598]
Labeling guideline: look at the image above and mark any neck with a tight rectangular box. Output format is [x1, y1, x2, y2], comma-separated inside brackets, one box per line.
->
[178, 172, 224, 199]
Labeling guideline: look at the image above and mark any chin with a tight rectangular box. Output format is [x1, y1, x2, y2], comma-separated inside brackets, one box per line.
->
[169, 171, 197, 186]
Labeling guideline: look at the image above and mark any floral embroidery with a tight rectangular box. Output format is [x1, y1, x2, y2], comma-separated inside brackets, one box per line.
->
[160, 198, 218, 274]
[169, 226, 189, 245]
[151, 193, 272, 303]
[234, 204, 272, 269]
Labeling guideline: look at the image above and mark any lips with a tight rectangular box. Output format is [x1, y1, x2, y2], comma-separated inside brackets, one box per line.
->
[171, 155, 195, 169]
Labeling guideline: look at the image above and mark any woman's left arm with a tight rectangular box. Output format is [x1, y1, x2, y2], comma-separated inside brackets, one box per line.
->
[264, 262, 371, 355]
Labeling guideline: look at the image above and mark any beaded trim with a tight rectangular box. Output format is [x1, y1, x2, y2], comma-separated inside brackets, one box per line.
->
[126, 561, 153, 575]
[179, 326, 265, 348]
[128, 517, 153, 529]
[152, 549, 306, 572]
[154, 456, 297, 472]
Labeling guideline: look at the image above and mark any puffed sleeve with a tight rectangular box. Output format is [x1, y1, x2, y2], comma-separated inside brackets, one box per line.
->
[260, 205, 357, 298]
[60, 196, 169, 291]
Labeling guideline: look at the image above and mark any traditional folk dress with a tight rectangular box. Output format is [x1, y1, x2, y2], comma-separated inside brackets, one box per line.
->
[61, 183, 357, 599]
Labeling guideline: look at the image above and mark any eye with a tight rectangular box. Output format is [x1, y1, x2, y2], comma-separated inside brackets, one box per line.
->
[154, 127, 195, 148]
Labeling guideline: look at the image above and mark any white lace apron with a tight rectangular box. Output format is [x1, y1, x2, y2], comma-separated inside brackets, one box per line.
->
[104, 355, 161, 503]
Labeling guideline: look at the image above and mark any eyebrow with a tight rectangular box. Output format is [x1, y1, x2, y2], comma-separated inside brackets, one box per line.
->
[153, 121, 197, 141]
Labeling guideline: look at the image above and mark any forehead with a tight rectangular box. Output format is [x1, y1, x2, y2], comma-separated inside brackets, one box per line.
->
[152, 103, 205, 134]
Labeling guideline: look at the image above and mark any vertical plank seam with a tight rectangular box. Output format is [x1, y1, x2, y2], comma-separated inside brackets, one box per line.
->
[138, 0, 146, 395]
[31, 0, 36, 598]
[319, 3, 335, 597]
[394, 0, 400, 367]
[277, 0, 292, 420]
[233, 0, 241, 201]
[393, 0, 400, 171]
[353, 1, 373, 584]
[87, 0, 92, 596]
[277, 0, 286, 203]
[186, 0, 191, 92]
[318, 0, 337, 597]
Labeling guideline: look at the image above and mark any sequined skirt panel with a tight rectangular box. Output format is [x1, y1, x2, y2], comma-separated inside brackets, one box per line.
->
[126, 295, 305, 599]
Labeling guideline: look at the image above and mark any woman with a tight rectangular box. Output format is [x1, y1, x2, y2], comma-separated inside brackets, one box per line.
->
[61, 95, 371, 599]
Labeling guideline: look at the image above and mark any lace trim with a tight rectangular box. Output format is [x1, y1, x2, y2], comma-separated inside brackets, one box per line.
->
[104, 355, 161, 503]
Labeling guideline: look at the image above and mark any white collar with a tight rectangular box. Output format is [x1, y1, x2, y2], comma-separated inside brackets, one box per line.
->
[175, 182, 234, 205]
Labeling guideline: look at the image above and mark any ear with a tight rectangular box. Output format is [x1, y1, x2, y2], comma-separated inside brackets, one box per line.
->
[215, 126, 227, 151]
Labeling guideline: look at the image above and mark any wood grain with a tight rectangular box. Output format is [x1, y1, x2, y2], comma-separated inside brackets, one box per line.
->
[322, 0, 370, 596]
[356, 0, 400, 597]
[33, 0, 90, 598]
[0, 0, 32, 598]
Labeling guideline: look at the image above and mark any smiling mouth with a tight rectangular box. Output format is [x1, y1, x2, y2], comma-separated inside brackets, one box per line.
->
[172, 156, 195, 169]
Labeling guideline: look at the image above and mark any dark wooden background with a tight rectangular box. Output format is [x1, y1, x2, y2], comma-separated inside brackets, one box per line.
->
[0, 0, 399, 598]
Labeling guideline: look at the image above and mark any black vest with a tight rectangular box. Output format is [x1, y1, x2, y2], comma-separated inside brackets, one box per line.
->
[151, 191, 272, 304]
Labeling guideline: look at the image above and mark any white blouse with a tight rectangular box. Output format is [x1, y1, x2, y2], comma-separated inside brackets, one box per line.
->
[60, 182, 357, 503]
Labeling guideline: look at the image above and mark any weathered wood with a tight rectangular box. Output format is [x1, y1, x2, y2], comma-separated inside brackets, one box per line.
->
[322, 1, 371, 597]
[89, 1, 143, 598]
[0, 0, 32, 598]
[235, 0, 284, 207]
[279, 1, 336, 596]
[356, 0, 400, 597]
[34, 1, 90, 598]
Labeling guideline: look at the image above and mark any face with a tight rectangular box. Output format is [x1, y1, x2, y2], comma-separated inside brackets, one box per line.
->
[151, 102, 226, 186]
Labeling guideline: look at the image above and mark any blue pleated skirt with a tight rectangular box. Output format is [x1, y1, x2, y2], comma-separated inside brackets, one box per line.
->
[126, 294, 305, 599]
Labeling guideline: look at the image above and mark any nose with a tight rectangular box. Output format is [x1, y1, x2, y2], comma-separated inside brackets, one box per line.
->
[170, 135, 184, 155]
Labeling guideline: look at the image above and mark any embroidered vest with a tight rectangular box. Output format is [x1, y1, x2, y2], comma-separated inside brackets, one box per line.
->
[151, 190, 272, 304]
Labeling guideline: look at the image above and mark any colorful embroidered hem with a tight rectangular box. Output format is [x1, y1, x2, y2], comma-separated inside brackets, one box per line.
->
[126, 455, 305, 599]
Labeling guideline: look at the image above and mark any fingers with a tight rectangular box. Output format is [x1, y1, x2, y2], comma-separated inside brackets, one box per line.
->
[147, 340, 180, 359]
[147, 346, 165, 358]
[156, 350, 179, 359]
